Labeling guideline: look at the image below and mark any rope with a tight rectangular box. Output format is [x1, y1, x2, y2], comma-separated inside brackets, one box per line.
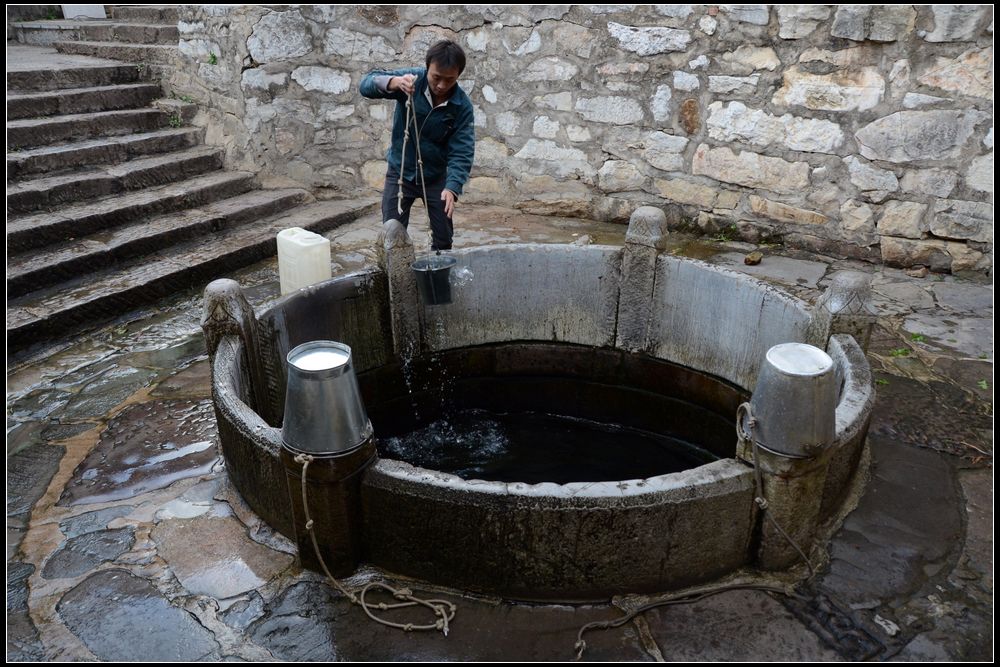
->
[574, 583, 807, 660]
[397, 90, 428, 216]
[294, 453, 457, 635]
[397, 84, 434, 248]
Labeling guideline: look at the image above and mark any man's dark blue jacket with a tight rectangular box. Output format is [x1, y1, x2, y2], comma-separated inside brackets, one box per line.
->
[359, 67, 476, 196]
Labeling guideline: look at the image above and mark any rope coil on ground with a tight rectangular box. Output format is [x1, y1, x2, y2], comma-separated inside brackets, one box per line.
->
[294, 453, 457, 636]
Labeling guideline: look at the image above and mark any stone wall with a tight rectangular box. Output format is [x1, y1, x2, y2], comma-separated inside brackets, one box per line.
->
[169, 5, 994, 274]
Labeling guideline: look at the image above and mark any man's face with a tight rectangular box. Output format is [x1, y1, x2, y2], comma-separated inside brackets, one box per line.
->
[427, 62, 460, 99]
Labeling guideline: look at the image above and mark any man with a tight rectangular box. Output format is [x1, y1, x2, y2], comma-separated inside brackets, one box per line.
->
[359, 40, 475, 251]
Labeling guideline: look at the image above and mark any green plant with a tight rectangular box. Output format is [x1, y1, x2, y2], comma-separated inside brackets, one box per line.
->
[713, 224, 739, 243]
[909, 333, 926, 342]
[168, 112, 183, 128]
[136, 62, 147, 74]
[45, 9, 58, 20]
[208, 52, 218, 65]
[978, 380, 989, 390]
[978, 353, 989, 359]
[889, 348, 910, 357]
[875, 378, 890, 386]
[179, 94, 195, 103]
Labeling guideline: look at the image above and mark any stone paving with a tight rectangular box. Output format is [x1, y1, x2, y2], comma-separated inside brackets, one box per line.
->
[6, 204, 993, 661]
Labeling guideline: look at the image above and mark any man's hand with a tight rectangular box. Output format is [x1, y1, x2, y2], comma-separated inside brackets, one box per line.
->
[389, 74, 416, 95]
[441, 189, 456, 218]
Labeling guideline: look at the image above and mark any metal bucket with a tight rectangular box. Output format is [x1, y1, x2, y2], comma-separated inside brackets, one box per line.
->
[411, 254, 457, 305]
[744, 342, 838, 458]
[281, 340, 372, 454]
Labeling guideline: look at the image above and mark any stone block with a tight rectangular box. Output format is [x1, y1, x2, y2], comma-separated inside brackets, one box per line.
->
[879, 236, 984, 273]
[649, 255, 813, 390]
[831, 5, 916, 42]
[877, 200, 928, 239]
[654, 178, 717, 208]
[643, 131, 689, 172]
[924, 6, 991, 42]
[524, 56, 579, 82]
[720, 46, 780, 74]
[247, 10, 311, 62]
[692, 144, 809, 195]
[291, 66, 351, 94]
[532, 92, 573, 111]
[607, 22, 691, 55]
[917, 47, 993, 100]
[708, 102, 845, 154]
[844, 156, 898, 191]
[424, 244, 622, 350]
[855, 110, 985, 163]
[777, 5, 832, 39]
[773, 66, 884, 112]
[598, 160, 645, 192]
[708, 75, 760, 95]
[749, 196, 827, 226]
[965, 153, 993, 194]
[575, 96, 644, 125]
[720, 5, 770, 25]
[899, 168, 957, 197]
[931, 199, 992, 242]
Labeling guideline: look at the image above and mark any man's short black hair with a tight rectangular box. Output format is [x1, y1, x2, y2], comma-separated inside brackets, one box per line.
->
[425, 40, 466, 74]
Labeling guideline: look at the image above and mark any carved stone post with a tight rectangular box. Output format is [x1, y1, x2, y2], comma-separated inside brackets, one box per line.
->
[201, 279, 271, 420]
[378, 219, 424, 358]
[809, 271, 878, 351]
[616, 206, 669, 352]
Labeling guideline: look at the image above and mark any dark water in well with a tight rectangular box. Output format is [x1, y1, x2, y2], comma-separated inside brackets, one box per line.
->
[378, 408, 719, 484]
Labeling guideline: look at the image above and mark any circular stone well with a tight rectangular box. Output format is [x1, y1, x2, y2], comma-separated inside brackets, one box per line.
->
[204, 213, 874, 602]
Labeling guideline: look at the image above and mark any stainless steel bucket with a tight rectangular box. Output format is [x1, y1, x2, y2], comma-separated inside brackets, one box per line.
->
[745, 342, 838, 458]
[411, 254, 457, 305]
[281, 340, 372, 454]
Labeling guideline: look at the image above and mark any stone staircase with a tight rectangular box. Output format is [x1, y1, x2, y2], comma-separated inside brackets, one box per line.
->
[13, 5, 179, 64]
[6, 7, 377, 352]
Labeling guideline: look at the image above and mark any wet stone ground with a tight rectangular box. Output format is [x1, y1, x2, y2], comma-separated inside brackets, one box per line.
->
[6, 205, 993, 660]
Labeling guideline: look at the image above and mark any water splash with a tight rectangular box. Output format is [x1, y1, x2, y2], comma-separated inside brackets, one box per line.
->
[378, 409, 718, 484]
[399, 355, 421, 423]
[449, 264, 474, 288]
[381, 410, 509, 479]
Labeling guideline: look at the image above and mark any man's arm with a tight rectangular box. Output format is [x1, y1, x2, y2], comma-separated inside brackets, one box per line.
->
[358, 67, 424, 101]
[444, 104, 475, 198]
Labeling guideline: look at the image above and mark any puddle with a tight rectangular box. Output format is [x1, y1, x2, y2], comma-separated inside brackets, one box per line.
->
[59, 400, 219, 506]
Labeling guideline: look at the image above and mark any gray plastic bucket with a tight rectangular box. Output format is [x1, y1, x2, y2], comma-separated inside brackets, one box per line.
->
[411, 254, 457, 305]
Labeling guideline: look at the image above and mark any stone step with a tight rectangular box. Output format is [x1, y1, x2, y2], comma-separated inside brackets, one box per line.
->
[10, 20, 90, 47]
[77, 22, 179, 45]
[7, 82, 162, 120]
[109, 5, 180, 24]
[7, 199, 379, 350]
[6, 63, 144, 93]
[7, 188, 312, 297]
[7, 107, 172, 150]
[8, 127, 204, 182]
[6, 170, 257, 253]
[7, 146, 224, 215]
[54, 40, 178, 65]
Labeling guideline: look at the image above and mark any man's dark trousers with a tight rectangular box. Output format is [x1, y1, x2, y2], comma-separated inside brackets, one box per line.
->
[381, 167, 453, 250]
